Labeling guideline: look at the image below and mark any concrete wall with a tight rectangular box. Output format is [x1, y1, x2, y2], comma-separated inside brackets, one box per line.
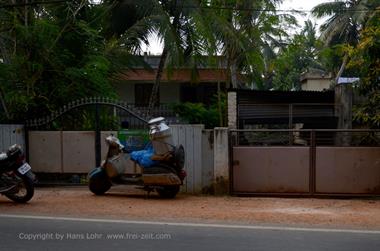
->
[29, 131, 115, 173]
[27, 127, 217, 194]
[29, 131, 62, 173]
[301, 79, 331, 91]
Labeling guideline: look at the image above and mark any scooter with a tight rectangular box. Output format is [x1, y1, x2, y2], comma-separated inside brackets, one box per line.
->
[0, 144, 35, 203]
[88, 117, 186, 198]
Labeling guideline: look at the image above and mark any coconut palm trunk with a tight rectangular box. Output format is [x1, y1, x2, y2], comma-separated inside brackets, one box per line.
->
[147, 8, 180, 117]
[0, 88, 10, 119]
[335, 54, 349, 84]
[147, 46, 168, 117]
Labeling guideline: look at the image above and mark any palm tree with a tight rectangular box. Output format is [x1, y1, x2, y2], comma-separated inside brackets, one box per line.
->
[312, 0, 376, 83]
[106, 0, 220, 116]
[208, 0, 296, 89]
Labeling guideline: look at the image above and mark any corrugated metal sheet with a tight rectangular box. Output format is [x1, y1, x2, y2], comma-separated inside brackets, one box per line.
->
[235, 90, 337, 128]
[235, 90, 335, 104]
[0, 124, 25, 152]
[171, 125, 205, 194]
[238, 104, 335, 119]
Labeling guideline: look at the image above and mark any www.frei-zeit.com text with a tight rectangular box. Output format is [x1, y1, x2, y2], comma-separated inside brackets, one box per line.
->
[18, 232, 172, 241]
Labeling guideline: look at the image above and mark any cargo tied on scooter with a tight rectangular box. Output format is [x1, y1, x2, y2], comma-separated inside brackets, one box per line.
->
[88, 117, 186, 198]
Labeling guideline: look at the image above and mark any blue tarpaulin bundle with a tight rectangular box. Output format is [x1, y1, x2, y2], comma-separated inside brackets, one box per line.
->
[130, 144, 158, 168]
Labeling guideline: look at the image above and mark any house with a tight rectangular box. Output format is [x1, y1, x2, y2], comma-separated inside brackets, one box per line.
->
[300, 68, 333, 91]
[300, 68, 360, 91]
[114, 55, 228, 108]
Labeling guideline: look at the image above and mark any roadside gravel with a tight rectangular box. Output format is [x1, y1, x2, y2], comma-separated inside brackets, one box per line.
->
[1, 186, 380, 230]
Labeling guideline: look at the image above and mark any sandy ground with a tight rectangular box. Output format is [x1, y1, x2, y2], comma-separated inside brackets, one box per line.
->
[1, 186, 380, 230]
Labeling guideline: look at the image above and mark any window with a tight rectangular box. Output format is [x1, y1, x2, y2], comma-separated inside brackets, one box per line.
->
[134, 84, 159, 106]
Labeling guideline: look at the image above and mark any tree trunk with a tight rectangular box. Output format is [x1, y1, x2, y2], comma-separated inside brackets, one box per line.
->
[230, 59, 238, 89]
[334, 54, 349, 85]
[147, 46, 168, 117]
[0, 87, 10, 120]
[217, 76, 223, 127]
[147, 5, 180, 118]
[24, 0, 28, 26]
[0, 30, 10, 119]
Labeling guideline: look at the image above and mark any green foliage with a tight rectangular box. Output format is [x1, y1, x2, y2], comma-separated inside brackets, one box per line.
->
[0, 1, 118, 123]
[49, 107, 121, 131]
[209, 0, 297, 89]
[311, 0, 380, 81]
[172, 92, 227, 129]
[349, 11, 380, 128]
[272, 21, 324, 90]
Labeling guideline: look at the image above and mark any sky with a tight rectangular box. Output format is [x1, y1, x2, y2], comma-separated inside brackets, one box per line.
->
[281, 0, 331, 26]
[143, 0, 331, 54]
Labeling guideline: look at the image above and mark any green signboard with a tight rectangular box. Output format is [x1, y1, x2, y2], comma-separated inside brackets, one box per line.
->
[117, 129, 150, 152]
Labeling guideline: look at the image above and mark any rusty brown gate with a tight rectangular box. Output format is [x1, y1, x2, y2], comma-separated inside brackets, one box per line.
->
[230, 129, 380, 196]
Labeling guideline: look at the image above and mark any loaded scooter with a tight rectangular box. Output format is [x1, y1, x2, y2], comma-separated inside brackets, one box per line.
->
[88, 117, 186, 198]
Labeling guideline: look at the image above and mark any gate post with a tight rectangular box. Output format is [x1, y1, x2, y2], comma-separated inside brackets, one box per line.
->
[309, 130, 316, 195]
[214, 127, 229, 195]
[95, 104, 101, 167]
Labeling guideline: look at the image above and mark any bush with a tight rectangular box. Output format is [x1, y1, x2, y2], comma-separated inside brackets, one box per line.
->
[172, 93, 226, 129]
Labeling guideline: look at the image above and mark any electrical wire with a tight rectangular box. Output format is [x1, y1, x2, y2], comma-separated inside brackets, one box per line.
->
[0, 0, 378, 14]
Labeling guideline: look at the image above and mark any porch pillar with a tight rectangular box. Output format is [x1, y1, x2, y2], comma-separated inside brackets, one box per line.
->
[227, 91, 237, 129]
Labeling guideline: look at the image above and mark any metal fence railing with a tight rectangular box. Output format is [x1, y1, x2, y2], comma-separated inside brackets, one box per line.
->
[231, 129, 380, 147]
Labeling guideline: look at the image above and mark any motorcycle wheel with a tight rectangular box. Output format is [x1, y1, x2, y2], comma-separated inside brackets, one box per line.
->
[5, 174, 34, 203]
[156, 185, 180, 199]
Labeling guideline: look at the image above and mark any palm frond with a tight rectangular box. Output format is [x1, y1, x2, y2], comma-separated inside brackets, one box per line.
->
[311, 1, 347, 19]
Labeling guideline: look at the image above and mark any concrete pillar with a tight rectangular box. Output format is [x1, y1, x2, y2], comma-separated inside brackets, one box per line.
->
[213, 127, 229, 195]
[335, 84, 353, 146]
[335, 84, 353, 129]
[228, 92, 237, 129]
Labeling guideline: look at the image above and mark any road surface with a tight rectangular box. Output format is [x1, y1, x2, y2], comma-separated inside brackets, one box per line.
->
[1, 214, 380, 251]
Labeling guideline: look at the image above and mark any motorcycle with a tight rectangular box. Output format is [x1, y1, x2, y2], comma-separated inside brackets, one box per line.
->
[0, 144, 35, 203]
[88, 117, 186, 198]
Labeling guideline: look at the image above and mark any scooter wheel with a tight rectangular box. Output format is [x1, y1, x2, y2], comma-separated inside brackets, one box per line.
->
[156, 185, 180, 199]
[88, 168, 111, 195]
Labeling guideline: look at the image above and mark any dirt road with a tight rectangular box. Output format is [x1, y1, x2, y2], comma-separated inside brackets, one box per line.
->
[1, 186, 380, 230]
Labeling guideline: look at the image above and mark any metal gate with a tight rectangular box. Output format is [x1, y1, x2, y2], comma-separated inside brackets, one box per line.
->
[25, 97, 150, 167]
[231, 129, 380, 196]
